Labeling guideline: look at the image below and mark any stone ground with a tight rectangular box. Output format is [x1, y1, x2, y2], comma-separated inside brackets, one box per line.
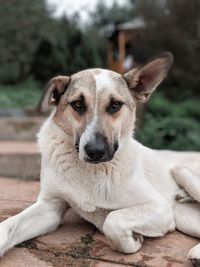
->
[0, 177, 199, 267]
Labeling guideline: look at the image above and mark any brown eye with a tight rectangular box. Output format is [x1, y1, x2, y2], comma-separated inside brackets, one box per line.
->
[71, 100, 86, 114]
[107, 101, 123, 114]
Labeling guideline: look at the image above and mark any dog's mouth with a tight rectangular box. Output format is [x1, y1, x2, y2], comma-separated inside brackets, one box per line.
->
[84, 155, 114, 164]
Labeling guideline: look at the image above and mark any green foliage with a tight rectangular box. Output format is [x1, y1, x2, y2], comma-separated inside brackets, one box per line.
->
[136, 93, 200, 151]
[0, 78, 42, 108]
[0, 0, 106, 84]
[31, 16, 105, 82]
[132, 0, 200, 97]
[0, 0, 49, 84]
[144, 91, 200, 119]
[89, 1, 133, 28]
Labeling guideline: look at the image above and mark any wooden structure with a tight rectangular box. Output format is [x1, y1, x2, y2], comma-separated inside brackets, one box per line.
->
[106, 17, 146, 73]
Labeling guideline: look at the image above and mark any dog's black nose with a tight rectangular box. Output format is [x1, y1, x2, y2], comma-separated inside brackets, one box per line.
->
[84, 133, 107, 162]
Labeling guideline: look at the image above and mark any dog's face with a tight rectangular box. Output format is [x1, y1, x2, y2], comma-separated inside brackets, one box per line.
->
[54, 69, 136, 163]
[41, 52, 173, 164]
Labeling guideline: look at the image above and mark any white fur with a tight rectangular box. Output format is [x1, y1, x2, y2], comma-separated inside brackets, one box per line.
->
[79, 69, 117, 160]
[0, 72, 200, 264]
[79, 93, 98, 160]
[94, 70, 114, 92]
[79, 115, 97, 160]
[0, 116, 187, 254]
[79, 69, 110, 160]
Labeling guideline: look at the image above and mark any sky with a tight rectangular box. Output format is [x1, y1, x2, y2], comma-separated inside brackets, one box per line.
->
[47, 0, 127, 22]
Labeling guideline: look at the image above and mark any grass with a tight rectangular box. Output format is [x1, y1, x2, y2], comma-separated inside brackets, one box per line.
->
[0, 78, 42, 109]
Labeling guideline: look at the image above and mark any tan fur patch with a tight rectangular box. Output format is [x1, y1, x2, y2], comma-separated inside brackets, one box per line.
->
[66, 70, 96, 97]
[53, 104, 73, 135]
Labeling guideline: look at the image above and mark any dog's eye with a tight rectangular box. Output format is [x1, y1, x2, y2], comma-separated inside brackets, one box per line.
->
[71, 101, 86, 113]
[107, 101, 123, 114]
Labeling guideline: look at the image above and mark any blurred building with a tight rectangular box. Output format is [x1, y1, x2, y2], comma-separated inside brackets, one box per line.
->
[104, 17, 146, 73]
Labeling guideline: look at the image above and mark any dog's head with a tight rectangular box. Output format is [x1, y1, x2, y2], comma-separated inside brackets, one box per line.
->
[41, 52, 173, 164]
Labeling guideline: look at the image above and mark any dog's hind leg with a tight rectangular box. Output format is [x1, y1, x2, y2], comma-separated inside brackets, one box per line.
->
[172, 165, 200, 203]
[173, 165, 200, 266]
[0, 196, 68, 256]
[174, 202, 200, 266]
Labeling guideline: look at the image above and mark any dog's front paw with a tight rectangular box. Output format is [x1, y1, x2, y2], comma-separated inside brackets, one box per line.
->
[105, 228, 143, 254]
[118, 232, 143, 254]
[188, 244, 200, 267]
[103, 214, 143, 253]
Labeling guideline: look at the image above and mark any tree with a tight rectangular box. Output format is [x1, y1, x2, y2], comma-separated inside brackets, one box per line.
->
[32, 15, 104, 82]
[0, 0, 50, 83]
[131, 0, 200, 98]
[89, 1, 133, 28]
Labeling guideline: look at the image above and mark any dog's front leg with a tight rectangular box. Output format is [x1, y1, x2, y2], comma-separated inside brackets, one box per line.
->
[0, 196, 67, 256]
[102, 202, 175, 254]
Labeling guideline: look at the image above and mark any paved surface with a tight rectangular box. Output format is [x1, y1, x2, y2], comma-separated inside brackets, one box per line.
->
[0, 177, 198, 267]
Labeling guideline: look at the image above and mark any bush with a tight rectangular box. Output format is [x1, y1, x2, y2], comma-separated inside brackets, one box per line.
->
[136, 92, 200, 151]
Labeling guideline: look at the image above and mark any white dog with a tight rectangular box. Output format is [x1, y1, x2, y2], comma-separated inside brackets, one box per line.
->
[0, 52, 200, 266]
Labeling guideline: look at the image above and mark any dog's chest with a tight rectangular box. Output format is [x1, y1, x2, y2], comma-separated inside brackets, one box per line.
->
[41, 132, 166, 212]
[59, 170, 118, 212]
[54, 161, 138, 213]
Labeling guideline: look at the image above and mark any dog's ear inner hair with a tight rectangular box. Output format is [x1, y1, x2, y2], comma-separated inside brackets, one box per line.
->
[38, 76, 70, 112]
[123, 52, 173, 103]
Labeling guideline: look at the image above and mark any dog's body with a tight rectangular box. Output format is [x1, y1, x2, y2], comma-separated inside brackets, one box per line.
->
[0, 53, 200, 264]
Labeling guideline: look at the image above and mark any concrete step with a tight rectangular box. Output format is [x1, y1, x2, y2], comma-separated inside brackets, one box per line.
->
[0, 142, 40, 180]
[0, 116, 45, 141]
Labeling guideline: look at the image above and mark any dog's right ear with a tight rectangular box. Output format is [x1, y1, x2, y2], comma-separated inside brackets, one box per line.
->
[123, 52, 173, 103]
[38, 76, 70, 112]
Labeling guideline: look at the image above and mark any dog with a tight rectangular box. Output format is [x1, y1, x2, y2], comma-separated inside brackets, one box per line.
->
[0, 52, 200, 266]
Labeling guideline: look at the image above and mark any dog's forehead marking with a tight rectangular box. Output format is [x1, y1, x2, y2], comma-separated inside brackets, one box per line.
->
[68, 68, 130, 106]
[92, 69, 115, 92]
[91, 69, 129, 97]
[70, 68, 126, 96]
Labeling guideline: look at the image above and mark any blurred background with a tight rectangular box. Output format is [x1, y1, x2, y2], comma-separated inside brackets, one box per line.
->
[0, 0, 200, 151]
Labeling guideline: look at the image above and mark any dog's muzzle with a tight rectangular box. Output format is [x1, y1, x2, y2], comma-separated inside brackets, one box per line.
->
[83, 132, 118, 164]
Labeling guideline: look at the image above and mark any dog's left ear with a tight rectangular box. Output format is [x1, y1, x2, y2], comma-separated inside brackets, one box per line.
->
[123, 52, 173, 103]
[38, 75, 70, 112]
